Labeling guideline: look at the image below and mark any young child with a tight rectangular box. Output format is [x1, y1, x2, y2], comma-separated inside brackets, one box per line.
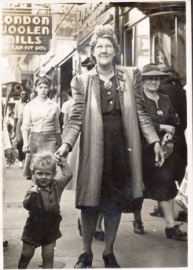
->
[18, 151, 72, 269]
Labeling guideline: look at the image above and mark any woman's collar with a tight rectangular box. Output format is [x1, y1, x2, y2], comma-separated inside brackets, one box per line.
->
[89, 64, 121, 77]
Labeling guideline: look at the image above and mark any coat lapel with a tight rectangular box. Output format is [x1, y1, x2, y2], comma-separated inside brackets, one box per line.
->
[115, 66, 126, 114]
[89, 66, 102, 113]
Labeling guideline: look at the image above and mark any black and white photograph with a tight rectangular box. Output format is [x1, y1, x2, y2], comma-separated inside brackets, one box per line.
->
[1, 0, 192, 269]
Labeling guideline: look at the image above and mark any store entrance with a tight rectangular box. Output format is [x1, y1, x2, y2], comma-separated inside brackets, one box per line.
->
[60, 58, 73, 107]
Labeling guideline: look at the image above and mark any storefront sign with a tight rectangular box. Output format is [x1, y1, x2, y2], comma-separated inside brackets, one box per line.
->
[2, 13, 52, 54]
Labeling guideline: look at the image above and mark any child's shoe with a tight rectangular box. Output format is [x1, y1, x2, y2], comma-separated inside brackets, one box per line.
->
[74, 252, 93, 268]
[133, 221, 145, 234]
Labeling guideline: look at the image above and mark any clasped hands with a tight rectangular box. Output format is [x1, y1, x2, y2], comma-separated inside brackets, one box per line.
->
[54, 143, 71, 165]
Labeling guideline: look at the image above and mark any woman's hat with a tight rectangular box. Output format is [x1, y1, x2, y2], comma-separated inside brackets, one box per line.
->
[142, 64, 168, 77]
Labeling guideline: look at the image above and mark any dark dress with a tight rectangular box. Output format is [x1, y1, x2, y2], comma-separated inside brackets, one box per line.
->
[142, 92, 178, 201]
[98, 76, 138, 214]
[159, 82, 187, 183]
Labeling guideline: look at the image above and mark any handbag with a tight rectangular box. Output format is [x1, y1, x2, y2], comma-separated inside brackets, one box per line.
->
[162, 141, 174, 159]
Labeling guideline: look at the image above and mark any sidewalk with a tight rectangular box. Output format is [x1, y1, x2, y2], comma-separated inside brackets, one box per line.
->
[3, 163, 187, 269]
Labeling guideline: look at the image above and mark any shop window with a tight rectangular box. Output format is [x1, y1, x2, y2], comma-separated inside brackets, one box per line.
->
[150, 14, 186, 83]
[60, 58, 73, 106]
[124, 18, 150, 68]
[123, 29, 133, 66]
[134, 18, 150, 68]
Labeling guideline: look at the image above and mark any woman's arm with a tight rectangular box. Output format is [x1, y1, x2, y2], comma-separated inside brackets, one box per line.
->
[55, 76, 85, 160]
[62, 76, 85, 148]
[21, 104, 31, 151]
[133, 69, 160, 144]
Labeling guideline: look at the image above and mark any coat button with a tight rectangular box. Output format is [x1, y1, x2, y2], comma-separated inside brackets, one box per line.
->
[127, 148, 132, 151]
[109, 100, 113, 105]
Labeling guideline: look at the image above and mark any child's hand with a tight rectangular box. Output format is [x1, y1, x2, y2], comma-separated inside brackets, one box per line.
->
[57, 156, 66, 166]
[30, 185, 40, 193]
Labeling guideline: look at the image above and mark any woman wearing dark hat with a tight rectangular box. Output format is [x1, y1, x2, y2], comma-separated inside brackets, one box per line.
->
[21, 75, 62, 178]
[55, 25, 163, 268]
[141, 64, 187, 240]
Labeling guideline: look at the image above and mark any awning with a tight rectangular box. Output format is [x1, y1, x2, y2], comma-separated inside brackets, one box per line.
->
[39, 39, 77, 74]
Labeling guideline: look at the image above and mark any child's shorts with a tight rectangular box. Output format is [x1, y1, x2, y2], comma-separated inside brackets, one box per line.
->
[21, 214, 62, 247]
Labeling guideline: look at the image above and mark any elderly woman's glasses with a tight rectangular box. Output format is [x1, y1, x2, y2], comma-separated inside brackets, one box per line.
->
[95, 45, 114, 51]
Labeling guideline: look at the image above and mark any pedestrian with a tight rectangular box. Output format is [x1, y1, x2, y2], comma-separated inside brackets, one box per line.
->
[13, 89, 28, 169]
[18, 151, 72, 269]
[21, 75, 62, 179]
[149, 65, 187, 221]
[55, 24, 164, 268]
[140, 64, 187, 240]
[2, 116, 17, 247]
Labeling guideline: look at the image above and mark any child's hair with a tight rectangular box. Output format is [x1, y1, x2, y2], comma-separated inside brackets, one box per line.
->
[30, 151, 56, 173]
[34, 75, 51, 88]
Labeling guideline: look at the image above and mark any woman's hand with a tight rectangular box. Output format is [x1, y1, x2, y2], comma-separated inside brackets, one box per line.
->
[154, 142, 165, 167]
[159, 124, 175, 135]
[22, 145, 30, 153]
[161, 133, 173, 145]
[55, 143, 70, 164]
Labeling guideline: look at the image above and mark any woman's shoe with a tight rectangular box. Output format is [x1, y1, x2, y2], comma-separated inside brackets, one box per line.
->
[77, 218, 82, 237]
[133, 221, 145, 234]
[74, 253, 93, 268]
[94, 230, 105, 241]
[165, 224, 187, 241]
[103, 253, 120, 268]
[150, 207, 164, 217]
[175, 211, 187, 222]
[3, 240, 8, 247]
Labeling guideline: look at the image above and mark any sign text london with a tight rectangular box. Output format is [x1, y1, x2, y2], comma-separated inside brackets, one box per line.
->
[2, 13, 52, 54]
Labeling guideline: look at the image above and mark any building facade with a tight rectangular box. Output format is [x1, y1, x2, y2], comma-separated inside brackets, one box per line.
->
[1, 2, 186, 109]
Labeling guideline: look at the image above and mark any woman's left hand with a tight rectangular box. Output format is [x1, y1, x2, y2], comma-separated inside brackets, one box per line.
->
[154, 142, 165, 167]
[161, 133, 173, 145]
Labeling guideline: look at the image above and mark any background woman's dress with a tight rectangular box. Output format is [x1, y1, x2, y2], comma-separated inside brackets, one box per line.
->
[142, 93, 178, 201]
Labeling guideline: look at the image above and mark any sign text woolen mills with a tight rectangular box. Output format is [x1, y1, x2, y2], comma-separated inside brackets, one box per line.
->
[2, 13, 52, 54]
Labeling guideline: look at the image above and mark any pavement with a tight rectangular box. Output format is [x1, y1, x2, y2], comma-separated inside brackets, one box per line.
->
[3, 162, 188, 269]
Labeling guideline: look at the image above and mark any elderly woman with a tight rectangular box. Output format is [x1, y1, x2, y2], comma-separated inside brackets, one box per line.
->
[21, 76, 61, 178]
[55, 25, 163, 268]
[141, 64, 187, 240]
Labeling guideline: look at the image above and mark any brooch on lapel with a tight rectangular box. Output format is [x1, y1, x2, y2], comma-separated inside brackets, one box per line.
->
[116, 71, 126, 92]
[157, 110, 164, 116]
[104, 80, 113, 90]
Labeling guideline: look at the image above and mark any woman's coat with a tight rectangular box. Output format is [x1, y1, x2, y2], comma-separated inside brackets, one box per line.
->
[63, 65, 160, 208]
